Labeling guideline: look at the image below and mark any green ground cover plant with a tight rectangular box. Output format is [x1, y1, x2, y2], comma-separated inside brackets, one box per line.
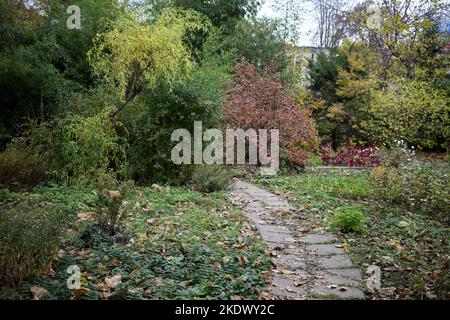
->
[256, 164, 449, 299]
[0, 183, 270, 300]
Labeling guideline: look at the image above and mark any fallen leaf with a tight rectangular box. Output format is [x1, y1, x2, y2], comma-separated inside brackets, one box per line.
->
[142, 203, 152, 212]
[380, 287, 397, 296]
[280, 269, 296, 275]
[180, 280, 193, 287]
[30, 286, 48, 300]
[73, 287, 91, 300]
[137, 232, 148, 242]
[151, 184, 162, 191]
[294, 277, 306, 287]
[110, 259, 121, 266]
[109, 191, 121, 199]
[212, 262, 222, 270]
[398, 221, 409, 228]
[105, 275, 122, 289]
[224, 274, 234, 281]
[238, 256, 248, 265]
[230, 295, 243, 300]
[327, 284, 338, 289]
[99, 291, 112, 300]
[96, 282, 109, 291]
[77, 211, 94, 222]
[42, 268, 56, 277]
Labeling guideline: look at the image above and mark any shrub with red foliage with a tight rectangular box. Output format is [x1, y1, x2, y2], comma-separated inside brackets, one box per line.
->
[223, 61, 319, 166]
[320, 145, 380, 167]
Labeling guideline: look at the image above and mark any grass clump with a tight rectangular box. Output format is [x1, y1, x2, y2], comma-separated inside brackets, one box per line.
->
[191, 165, 231, 193]
[328, 206, 367, 233]
[0, 206, 66, 288]
[0, 146, 47, 191]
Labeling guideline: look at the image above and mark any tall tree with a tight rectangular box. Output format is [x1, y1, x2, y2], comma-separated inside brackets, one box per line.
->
[311, 0, 349, 48]
[347, 0, 449, 79]
[139, 0, 260, 28]
[271, 0, 304, 45]
[88, 8, 210, 124]
[205, 17, 287, 72]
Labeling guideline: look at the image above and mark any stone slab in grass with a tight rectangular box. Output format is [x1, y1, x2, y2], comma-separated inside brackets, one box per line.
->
[319, 255, 354, 269]
[232, 179, 365, 300]
[311, 285, 365, 300]
[326, 268, 362, 282]
[273, 254, 307, 270]
[320, 272, 361, 286]
[258, 224, 291, 234]
[306, 244, 345, 256]
[269, 274, 308, 298]
[263, 231, 296, 244]
[299, 233, 337, 244]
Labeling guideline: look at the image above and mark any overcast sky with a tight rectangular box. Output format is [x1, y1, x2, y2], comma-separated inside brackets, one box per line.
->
[257, 0, 319, 46]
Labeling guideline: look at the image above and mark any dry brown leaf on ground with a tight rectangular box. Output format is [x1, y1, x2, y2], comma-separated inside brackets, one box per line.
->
[105, 275, 122, 289]
[238, 256, 248, 265]
[30, 286, 48, 300]
[110, 259, 121, 266]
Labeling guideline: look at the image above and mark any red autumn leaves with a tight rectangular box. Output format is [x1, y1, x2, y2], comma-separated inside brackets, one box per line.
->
[223, 61, 319, 166]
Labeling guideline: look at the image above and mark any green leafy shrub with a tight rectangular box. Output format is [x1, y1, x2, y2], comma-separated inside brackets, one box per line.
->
[124, 60, 229, 183]
[48, 109, 128, 183]
[0, 144, 48, 191]
[0, 188, 15, 203]
[0, 206, 66, 287]
[371, 163, 449, 220]
[307, 154, 325, 167]
[329, 207, 367, 233]
[191, 165, 231, 193]
[368, 81, 449, 151]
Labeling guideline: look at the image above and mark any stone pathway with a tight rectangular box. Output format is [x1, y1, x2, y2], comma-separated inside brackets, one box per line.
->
[232, 179, 365, 300]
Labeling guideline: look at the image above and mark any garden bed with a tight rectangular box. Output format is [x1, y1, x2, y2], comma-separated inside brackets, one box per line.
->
[255, 167, 449, 300]
[0, 185, 271, 300]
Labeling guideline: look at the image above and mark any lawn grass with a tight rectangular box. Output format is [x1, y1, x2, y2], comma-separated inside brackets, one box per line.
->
[0, 184, 271, 300]
[256, 170, 449, 300]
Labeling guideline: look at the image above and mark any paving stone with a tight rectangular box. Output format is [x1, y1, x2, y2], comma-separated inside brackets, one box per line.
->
[268, 243, 288, 251]
[326, 268, 362, 282]
[273, 254, 307, 270]
[319, 255, 353, 269]
[258, 224, 291, 234]
[232, 180, 364, 300]
[311, 285, 365, 300]
[245, 201, 264, 210]
[263, 232, 296, 244]
[264, 202, 292, 209]
[320, 272, 360, 286]
[261, 231, 289, 244]
[251, 190, 276, 197]
[269, 274, 307, 298]
[299, 233, 336, 244]
[306, 244, 345, 256]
